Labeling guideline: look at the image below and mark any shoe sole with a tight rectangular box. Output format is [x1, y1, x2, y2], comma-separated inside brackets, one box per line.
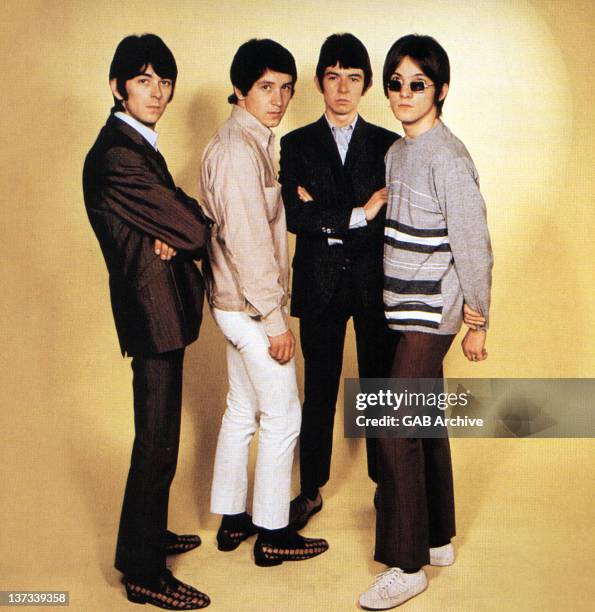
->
[359, 580, 428, 610]
[254, 555, 284, 567]
[254, 546, 328, 567]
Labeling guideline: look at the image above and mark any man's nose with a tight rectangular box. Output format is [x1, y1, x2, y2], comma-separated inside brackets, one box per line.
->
[338, 77, 348, 92]
[399, 82, 413, 98]
[151, 80, 163, 98]
[271, 88, 282, 106]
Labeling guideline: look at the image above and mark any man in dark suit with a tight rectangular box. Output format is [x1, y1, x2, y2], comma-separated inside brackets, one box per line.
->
[83, 34, 210, 610]
[279, 34, 399, 529]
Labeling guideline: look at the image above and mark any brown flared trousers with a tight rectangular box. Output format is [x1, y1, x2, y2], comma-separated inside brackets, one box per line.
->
[374, 331, 456, 569]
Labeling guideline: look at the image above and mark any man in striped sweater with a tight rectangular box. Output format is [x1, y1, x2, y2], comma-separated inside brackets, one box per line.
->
[358, 35, 493, 610]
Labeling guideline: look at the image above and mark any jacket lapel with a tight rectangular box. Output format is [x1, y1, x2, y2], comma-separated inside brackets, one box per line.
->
[107, 114, 173, 182]
[312, 116, 343, 170]
[344, 115, 368, 170]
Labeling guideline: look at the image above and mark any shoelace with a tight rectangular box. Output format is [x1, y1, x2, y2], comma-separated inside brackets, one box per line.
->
[372, 568, 407, 595]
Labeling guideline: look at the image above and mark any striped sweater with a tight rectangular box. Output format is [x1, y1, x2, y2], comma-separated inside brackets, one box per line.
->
[383, 121, 493, 334]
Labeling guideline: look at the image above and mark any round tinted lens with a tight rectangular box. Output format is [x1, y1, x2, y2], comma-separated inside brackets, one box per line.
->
[410, 81, 426, 92]
[388, 79, 402, 92]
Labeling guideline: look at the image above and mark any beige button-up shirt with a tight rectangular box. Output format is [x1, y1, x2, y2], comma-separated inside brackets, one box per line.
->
[199, 105, 290, 336]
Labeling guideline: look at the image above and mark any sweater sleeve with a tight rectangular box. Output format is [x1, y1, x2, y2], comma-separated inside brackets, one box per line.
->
[435, 156, 493, 329]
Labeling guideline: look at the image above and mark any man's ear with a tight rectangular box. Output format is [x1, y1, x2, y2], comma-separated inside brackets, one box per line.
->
[313, 74, 323, 95]
[233, 86, 245, 102]
[439, 82, 449, 102]
[110, 78, 124, 101]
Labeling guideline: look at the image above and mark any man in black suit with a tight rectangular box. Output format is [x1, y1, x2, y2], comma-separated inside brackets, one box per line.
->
[279, 33, 399, 529]
[83, 34, 210, 609]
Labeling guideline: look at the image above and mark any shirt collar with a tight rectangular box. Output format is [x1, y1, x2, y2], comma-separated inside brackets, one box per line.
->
[114, 112, 159, 150]
[324, 113, 359, 133]
[231, 105, 274, 150]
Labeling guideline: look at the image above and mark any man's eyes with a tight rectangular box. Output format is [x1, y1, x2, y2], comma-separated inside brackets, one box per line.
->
[325, 75, 361, 82]
[259, 84, 293, 92]
[136, 78, 172, 86]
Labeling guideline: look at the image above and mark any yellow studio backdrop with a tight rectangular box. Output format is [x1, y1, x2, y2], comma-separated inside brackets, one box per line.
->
[1, 0, 594, 610]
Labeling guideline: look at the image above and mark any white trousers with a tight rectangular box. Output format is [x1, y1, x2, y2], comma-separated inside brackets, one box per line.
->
[210, 308, 301, 529]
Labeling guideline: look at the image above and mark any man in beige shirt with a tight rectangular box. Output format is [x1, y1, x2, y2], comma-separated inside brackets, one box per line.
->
[200, 38, 328, 567]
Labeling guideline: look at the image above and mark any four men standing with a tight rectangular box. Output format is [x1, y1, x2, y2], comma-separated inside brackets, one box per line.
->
[85, 31, 490, 611]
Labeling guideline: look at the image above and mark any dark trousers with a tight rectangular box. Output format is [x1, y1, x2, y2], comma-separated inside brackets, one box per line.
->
[375, 332, 456, 569]
[298, 271, 395, 497]
[114, 348, 185, 582]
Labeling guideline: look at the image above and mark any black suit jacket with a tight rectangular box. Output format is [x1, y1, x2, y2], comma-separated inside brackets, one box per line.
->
[279, 116, 399, 318]
[83, 115, 210, 356]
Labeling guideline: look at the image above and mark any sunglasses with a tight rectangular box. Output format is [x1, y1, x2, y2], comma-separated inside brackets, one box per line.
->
[386, 79, 435, 93]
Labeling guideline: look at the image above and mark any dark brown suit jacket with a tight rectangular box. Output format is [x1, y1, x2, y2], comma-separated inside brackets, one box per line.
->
[83, 114, 210, 356]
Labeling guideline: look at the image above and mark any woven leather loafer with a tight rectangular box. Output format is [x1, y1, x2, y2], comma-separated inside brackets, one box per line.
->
[254, 527, 328, 567]
[124, 570, 210, 609]
[216, 514, 257, 551]
[164, 530, 201, 555]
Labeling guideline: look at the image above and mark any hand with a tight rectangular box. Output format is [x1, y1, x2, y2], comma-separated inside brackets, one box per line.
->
[154, 239, 177, 260]
[462, 329, 488, 362]
[267, 329, 296, 364]
[363, 187, 388, 221]
[297, 185, 314, 202]
[463, 304, 486, 330]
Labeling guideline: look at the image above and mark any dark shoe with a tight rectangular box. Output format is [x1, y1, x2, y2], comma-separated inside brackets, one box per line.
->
[164, 530, 201, 555]
[216, 513, 257, 551]
[124, 569, 210, 609]
[289, 492, 323, 530]
[253, 527, 329, 567]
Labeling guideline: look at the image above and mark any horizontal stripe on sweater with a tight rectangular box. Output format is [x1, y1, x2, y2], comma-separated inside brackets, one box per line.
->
[385, 218, 447, 237]
[385, 302, 442, 314]
[385, 315, 441, 329]
[384, 276, 442, 295]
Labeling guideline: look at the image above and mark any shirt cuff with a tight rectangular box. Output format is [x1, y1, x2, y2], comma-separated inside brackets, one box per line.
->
[262, 306, 288, 337]
[349, 207, 367, 228]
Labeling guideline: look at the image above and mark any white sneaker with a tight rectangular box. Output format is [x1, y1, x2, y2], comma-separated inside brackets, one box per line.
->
[358, 568, 428, 610]
[429, 543, 455, 566]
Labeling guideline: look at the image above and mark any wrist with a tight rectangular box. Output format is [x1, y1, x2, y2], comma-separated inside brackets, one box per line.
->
[262, 306, 288, 337]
